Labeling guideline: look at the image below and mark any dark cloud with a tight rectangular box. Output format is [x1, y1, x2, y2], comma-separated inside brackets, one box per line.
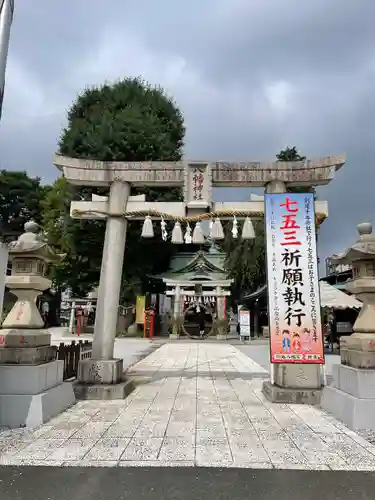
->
[0, 0, 374, 263]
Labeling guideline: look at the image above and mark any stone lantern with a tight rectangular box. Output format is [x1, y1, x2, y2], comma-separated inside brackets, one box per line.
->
[332, 222, 375, 367]
[0, 221, 75, 428]
[321, 222, 375, 430]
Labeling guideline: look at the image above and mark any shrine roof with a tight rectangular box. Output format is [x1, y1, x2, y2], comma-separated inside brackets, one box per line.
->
[151, 250, 228, 281]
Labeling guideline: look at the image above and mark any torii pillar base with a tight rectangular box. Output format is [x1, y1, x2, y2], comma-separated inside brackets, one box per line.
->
[262, 364, 323, 405]
[74, 358, 136, 400]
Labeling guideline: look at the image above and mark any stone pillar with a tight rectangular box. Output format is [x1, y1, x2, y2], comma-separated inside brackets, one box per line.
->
[216, 285, 227, 340]
[170, 285, 181, 339]
[262, 181, 323, 405]
[321, 222, 375, 430]
[0, 242, 8, 324]
[68, 301, 75, 334]
[78, 181, 130, 395]
[0, 222, 75, 428]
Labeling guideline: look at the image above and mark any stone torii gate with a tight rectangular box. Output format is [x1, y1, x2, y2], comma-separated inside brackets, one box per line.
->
[54, 153, 345, 398]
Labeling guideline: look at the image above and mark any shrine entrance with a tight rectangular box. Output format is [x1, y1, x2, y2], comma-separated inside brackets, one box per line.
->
[55, 152, 344, 390]
[183, 303, 214, 339]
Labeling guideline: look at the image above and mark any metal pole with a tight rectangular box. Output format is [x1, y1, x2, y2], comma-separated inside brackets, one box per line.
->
[0, 0, 14, 120]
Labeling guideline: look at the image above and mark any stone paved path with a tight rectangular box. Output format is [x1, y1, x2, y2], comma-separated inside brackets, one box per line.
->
[1, 342, 375, 470]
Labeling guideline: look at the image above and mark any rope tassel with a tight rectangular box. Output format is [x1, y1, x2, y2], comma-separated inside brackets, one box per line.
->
[211, 218, 224, 240]
[141, 216, 154, 238]
[241, 217, 255, 239]
[171, 221, 184, 244]
[192, 222, 205, 244]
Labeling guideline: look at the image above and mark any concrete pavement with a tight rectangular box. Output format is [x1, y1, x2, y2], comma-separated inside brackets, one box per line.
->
[1, 342, 375, 470]
[1, 466, 374, 500]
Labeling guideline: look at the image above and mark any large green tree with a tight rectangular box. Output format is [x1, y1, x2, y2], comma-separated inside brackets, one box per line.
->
[42, 77, 185, 300]
[0, 171, 49, 242]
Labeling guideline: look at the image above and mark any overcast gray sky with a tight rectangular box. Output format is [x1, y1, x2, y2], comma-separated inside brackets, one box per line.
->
[0, 0, 374, 268]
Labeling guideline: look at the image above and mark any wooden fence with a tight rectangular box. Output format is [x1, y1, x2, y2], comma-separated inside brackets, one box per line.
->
[56, 340, 93, 380]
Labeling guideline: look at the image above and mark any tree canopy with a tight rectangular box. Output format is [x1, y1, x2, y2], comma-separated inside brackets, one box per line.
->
[42, 77, 185, 300]
[0, 171, 48, 242]
[276, 146, 315, 195]
[276, 146, 306, 162]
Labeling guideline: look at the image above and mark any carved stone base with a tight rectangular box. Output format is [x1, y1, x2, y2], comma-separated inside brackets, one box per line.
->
[0, 328, 51, 348]
[340, 333, 375, 368]
[0, 345, 57, 364]
[77, 358, 124, 385]
[262, 380, 322, 405]
[73, 379, 135, 400]
[273, 363, 322, 389]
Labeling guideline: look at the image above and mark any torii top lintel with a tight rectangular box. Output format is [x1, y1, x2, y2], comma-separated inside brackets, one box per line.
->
[54, 153, 346, 189]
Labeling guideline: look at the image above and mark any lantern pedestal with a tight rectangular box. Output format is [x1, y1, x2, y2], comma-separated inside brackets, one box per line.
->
[321, 222, 375, 431]
[0, 360, 76, 428]
[0, 222, 75, 428]
[321, 364, 375, 430]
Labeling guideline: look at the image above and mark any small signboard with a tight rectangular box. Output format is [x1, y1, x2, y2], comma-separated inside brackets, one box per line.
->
[239, 307, 251, 340]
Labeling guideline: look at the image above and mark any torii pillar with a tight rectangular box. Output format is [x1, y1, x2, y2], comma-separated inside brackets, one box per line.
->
[55, 153, 345, 399]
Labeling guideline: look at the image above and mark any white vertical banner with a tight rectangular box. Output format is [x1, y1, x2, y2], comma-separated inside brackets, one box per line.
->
[265, 193, 324, 364]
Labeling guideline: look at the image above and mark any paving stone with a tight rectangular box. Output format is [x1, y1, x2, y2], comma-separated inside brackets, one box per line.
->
[272, 462, 312, 470]
[63, 460, 118, 467]
[13, 439, 67, 460]
[231, 441, 269, 463]
[48, 439, 96, 461]
[158, 438, 195, 461]
[84, 438, 130, 461]
[134, 421, 168, 438]
[196, 424, 227, 439]
[118, 460, 195, 467]
[102, 422, 138, 439]
[2, 342, 375, 471]
[120, 437, 163, 461]
[196, 437, 232, 465]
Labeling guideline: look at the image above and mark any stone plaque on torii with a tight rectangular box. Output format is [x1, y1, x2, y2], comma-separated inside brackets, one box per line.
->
[54, 153, 345, 399]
